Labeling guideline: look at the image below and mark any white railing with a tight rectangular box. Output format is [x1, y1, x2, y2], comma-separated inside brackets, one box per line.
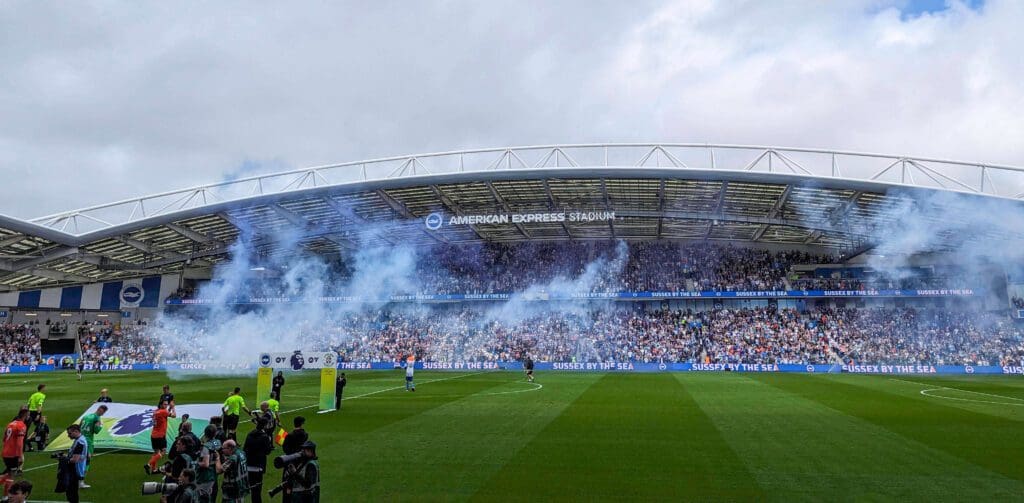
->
[26, 143, 1024, 235]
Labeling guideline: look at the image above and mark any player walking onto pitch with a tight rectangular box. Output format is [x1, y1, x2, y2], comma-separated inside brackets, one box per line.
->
[144, 400, 175, 475]
[525, 356, 535, 382]
[78, 405, 106, 489]
[405, 356, 416, 392]
[1, 408, 28, 497]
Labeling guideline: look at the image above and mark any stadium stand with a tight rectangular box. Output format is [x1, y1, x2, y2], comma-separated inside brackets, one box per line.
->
[2, 240, 1015, 367]
[0, 323, 41, 365]
[168, 242, 969, 300]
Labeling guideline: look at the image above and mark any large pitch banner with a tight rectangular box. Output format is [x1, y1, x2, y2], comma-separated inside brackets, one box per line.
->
[47, 403, 224, 452]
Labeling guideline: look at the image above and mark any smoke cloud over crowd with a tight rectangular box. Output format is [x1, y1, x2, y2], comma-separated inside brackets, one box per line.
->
[145, 186, 1024, 377]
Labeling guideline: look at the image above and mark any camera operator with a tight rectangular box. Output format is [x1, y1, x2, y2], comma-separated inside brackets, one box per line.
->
[165, 468, 199, 503]
[243, 419, 274, 503]
[177, 414, 192, 437]
[162, 433, 198, 496]
[217, 440, 249, 503]
[61, 424, 87, 503]
[208, 416, 227, 444]
[255, 401, 279, 432]
[288, 441, 319, 503]
[196, 425, 222, 503]
[174, 422, 201, 458]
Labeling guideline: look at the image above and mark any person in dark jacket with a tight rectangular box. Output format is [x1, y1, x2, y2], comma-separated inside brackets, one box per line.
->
[280, 417, 307, 456]
[243, 420, 274, 503]
[279, 416, 309, 503]
[271, 372, 285, 401]
[334, 373, 346, 410]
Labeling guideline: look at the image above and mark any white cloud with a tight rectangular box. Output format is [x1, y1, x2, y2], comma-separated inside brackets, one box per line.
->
[0, 0, 1020, 218]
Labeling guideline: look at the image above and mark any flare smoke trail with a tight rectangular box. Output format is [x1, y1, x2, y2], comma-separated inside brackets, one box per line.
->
[149, 184, 1024, 376]
[151, 207, 634, 376]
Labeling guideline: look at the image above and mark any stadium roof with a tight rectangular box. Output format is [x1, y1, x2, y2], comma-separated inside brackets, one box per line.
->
[2, 143, 1023, 291]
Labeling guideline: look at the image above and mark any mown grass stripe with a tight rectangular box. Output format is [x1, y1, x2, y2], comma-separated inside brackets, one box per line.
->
[472, 372, 763, 501]
[334, 372, 602, 501]
[760, 373, 1024, 484]
[688, 373, 1024, 500]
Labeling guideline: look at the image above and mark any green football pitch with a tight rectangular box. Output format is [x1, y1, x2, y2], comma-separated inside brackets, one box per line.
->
[3, 370, 1024, 501]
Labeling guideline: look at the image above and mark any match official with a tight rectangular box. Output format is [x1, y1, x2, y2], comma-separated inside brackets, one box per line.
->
[222, 388, 250, 441]
[26, 385, 45, 428]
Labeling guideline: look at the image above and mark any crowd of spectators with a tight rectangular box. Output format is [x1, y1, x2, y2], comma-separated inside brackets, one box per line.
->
[6, 303, 1023, 366]
[819, 308, 1023, 366]
[792, 275, 975, 292]
[77, 322, 157, 365]
[142, 303, 1024, 367]
[167, 241, 984, 301]
[0, 323, 41, 365]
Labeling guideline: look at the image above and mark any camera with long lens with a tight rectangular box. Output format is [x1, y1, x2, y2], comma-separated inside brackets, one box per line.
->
[272, 452, 307, 470]
[141, 482, 178, 496]
[266, 452, 309, 498]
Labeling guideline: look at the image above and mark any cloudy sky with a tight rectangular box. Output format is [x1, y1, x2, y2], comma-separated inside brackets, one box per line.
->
[1, 0, 1020, 218]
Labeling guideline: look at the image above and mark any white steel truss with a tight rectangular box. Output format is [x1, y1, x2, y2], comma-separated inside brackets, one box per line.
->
[24, 144, 1024, 236]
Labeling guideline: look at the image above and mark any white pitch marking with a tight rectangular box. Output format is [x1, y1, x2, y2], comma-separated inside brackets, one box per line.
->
[23, 448, 125, 473]
[279, 371, 487, 415]
[888, 377, 1024, 406]
[919, 388, 1024, 406]
[475, 381, 543, 396]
